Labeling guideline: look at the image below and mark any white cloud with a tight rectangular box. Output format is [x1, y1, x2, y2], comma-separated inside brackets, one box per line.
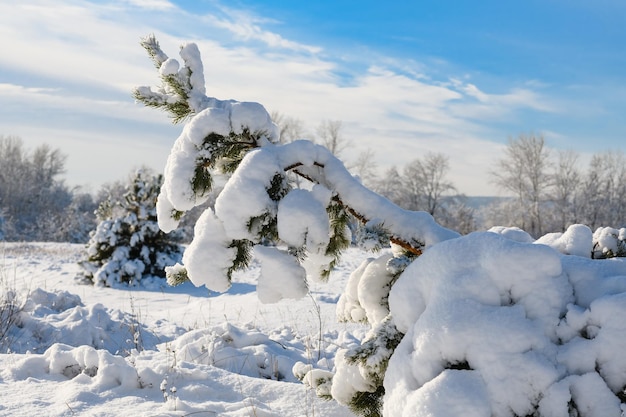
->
[200, 4, 322, 54]
[121, 0, 175, 10]
[0, 0, 562, 195]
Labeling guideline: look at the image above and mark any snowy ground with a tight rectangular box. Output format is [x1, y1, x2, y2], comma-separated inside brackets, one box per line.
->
[0, 242, 365, 416]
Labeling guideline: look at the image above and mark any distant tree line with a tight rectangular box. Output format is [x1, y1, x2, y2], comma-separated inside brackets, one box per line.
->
[0, 135, 209, 244]
[486, 133, 626, 237]
[273, 114, 626, 238]
[0, 136, 96, 242]
[1, 132, 623, 243]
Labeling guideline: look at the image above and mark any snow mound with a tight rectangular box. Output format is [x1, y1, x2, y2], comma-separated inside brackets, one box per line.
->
[4, 288, 162, 355]
[592, 226, 626, 258]
[2, 322, 351, 416]
[488, 225, 535, 243]
[535, 223, 593, 257]
[384, 231, 626, 417]
[166, 322, 319, 382]
[7, 343, 140, 390]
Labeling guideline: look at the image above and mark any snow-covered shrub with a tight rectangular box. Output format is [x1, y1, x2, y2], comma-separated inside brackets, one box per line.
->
[592, 226, 626, 259]
[77, 169, 183, 286]
[134, 35, 456, 296]
[3, 287, 162, 355]
[382, 231, 626, 416]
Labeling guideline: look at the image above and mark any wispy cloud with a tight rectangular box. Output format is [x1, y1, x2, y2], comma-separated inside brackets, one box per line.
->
[120, 0, 175, 10]
[202, 4, 322, 54]
[0, 0, 570, 195]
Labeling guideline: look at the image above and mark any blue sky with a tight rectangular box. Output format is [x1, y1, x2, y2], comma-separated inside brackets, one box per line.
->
[1, 0, 624, 195]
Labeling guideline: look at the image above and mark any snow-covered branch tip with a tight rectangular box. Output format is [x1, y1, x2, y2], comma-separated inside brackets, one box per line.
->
[133, 34, 208, 123]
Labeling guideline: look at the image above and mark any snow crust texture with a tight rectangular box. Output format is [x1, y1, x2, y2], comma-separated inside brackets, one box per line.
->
[384, 231, 626, 417]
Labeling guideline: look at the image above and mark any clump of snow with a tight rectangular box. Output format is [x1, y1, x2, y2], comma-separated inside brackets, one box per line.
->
[331, 343, 378, 405]
[277, 189, 330, 251]
[592, 226, 626, 258]
[336, 253, 395, 326]
[488, 225, 535, 243]
[178, 42, 206, 112]
[8, 343, 141, 390]
[181, 208, 237, 292]
[293, 361, 334, 397]
[382, 231, 626, 416]
[535, 224, 593, 257]
[214, 148, 284, 240]
[336, 257, 373, 324]
[158, 57, 179, 76]
[4, 288, 162, 355]
[168, 322, 313, 382]
[255, 245, 308, 304]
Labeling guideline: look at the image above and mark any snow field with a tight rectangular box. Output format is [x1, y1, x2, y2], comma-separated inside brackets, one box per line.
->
[0, 242, 359, 416]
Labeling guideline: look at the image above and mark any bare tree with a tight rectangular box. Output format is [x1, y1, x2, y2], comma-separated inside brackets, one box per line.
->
[0, 136, 73, 241]
[402, 153, 456, 216]
[437, 196, 476, 235]
[420, 153, 456, 216]
[551, 150, 581, 232]
[491, 134, 552, 237]
[316, 120, 349, 157]
[349, 148, 379, 186]
[372, 166, 404, 205]
[577, 151, 626, 229]
[270, 111, 307, 144]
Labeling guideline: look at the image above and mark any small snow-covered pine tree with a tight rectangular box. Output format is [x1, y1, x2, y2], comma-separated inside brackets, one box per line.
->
[78, 169, 183, 287]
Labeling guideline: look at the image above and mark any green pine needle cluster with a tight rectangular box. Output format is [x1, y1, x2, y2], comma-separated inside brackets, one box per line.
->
[165, 264, 189, 286]
[348, 386, 386, 417]
[192, 129, 269, 199]
[356, 221, 391, 253]
[132, 34, 194, 123]
[245, 172, 290, 244]
[345, 317, 404, 417]
[320, 197, 352, 280]
[227, 239, 253, 280]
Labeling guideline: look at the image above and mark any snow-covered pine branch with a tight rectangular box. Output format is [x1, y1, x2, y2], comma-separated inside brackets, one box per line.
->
[134, 37, 458, 299]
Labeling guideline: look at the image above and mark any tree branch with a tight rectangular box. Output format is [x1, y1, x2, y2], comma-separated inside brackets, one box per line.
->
[284, 162, 423, 256]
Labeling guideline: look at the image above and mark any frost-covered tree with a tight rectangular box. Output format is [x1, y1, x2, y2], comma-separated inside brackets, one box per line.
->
[550, 149, 581, 232]
[0, 136, 73, 241]
[135, 36, 626, 417]
[316, 119, 349, 158]
[577, 151, 626, 230]
[58, 190, 98, 243]
[270, 111, 307, 144]
[77, 169, 183, 287]
[372, 155, 463, 229]
[491, 134, 552, 238]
